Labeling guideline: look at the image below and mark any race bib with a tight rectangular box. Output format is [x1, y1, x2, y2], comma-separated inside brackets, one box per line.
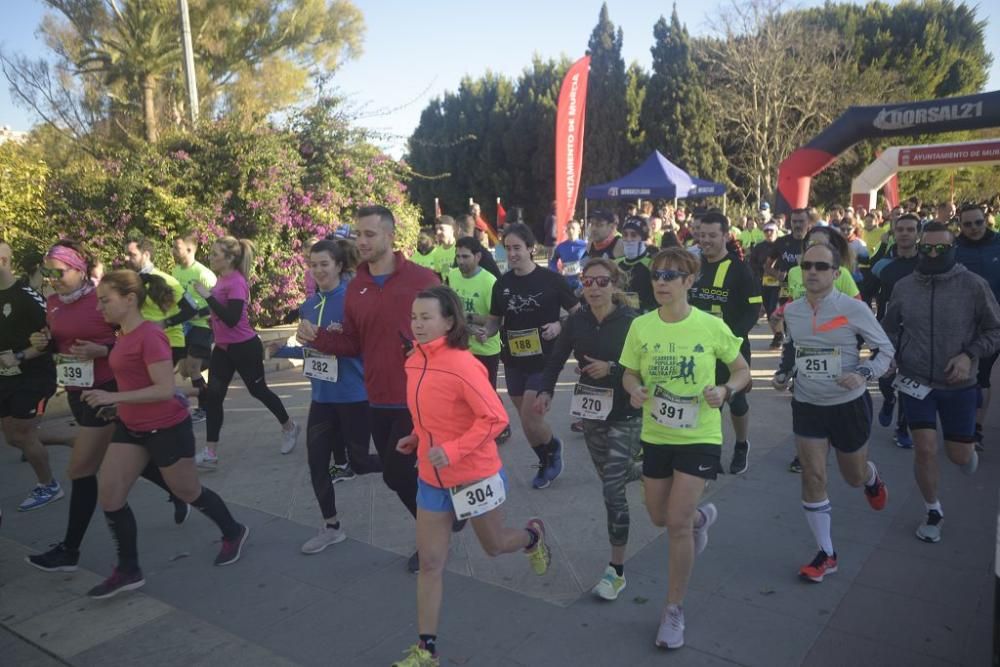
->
[302, 348, 339, 382]
[496, 260, 508, 274]
[54, 354, 94, 387]
[779, 286, 791, 299]
[651, 386, 700, 429]
[508, 328, 542, 357]
[0, 350, 21, 377]
[893, 374, 931, 400]
[570, 383, 614, 420]
[795, 347, 841, 380]
[622, 292, 640, 310]
[762, 275, 780, 287]
[450, 472, 506, 520]
[561, 261, 582, 276]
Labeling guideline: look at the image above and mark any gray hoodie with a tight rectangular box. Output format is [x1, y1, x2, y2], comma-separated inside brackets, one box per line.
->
[882, 263, 1000, 390]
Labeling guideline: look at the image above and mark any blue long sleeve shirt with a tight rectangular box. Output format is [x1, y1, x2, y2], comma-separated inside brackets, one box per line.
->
[272, 282, 367, 404]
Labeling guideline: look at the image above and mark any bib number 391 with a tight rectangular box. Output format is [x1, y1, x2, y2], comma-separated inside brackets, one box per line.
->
[303, 348, 339, 382]
[450, 472, 506, 520]
[651, 386, 699, 429]
[54, 354, 94, 387]
[892, 374, 931, 400]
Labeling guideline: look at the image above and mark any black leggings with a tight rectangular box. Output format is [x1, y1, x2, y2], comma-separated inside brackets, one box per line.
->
[307, 401, 380, 519]
[205, 336, 289, 442]
[369, 407, 418, 518]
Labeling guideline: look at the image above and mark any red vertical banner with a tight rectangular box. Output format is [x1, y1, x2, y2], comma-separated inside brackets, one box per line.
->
[496, 198, 507, 227]
[555, 56, 590, 244]
[882, 174, 900, 209]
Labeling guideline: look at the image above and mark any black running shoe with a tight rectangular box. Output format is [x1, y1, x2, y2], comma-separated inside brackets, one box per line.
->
[87, 568, 145, 599]
[171, 497, 190, 525]
[729, 441, 750, 475]
[26, 543, 80, 572]
[788, 456, 803, 473]
[215, 524, 250, 566]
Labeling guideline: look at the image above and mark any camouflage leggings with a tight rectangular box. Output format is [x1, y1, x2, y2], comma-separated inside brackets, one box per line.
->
[582, 418, 643, 547]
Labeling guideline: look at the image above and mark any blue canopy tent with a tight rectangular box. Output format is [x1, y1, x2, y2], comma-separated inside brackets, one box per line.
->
[583, 150, 727, 216]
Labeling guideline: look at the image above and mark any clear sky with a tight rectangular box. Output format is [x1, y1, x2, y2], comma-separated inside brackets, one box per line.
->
[2, 0, 998, 157]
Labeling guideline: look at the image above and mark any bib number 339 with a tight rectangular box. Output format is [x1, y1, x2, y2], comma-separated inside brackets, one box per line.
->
[450, 472, 506, 520]
[54, 354, 94, 387]
[303, 348, 338, 382]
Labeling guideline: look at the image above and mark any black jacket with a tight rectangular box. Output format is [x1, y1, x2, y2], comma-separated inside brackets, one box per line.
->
[539, 303, 641, 422]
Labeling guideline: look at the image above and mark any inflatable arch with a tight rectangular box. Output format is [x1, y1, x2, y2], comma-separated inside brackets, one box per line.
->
[776, 90, 1000, 214]
[850, 138, 1000, 211]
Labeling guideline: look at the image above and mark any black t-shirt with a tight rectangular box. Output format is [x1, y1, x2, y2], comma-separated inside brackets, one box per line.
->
[491, 267, 578, 371]
[875, 254, 919, 320]
[689, 253, 761, 339]
[768, 235, 808, 274]
[0, 281, 54, 379]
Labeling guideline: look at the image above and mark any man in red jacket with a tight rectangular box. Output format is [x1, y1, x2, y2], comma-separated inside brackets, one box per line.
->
[297, 205, 439, 573]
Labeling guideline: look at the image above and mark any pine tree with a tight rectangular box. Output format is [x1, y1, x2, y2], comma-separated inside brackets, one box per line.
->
[640, 6, 728, 184]
[583, 3, 629, 190]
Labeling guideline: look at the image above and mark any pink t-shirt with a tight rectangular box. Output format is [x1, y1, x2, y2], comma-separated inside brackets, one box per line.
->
[47, 291, 117, 390]
[109, 321, 189, 431]
[209, 271, 256, 345]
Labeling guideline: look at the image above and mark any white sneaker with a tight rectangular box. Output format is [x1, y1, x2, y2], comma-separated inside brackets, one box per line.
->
[591, 565, 627, 601]
[301, 524, 346, 554]
[280, 422, 301, 455]
[693, 503, 717, 555]
[655, 603, 685, 649]
[195, 448, 218, 470]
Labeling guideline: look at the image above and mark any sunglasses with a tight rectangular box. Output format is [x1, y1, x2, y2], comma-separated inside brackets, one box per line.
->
[800, 261, 835, 272]
[918, 243, 953, 255]
[961, 219, 985, 228]
[40, 267, 69, 279]
[652, 269, 689, 282]
[581, 275, 612, 288]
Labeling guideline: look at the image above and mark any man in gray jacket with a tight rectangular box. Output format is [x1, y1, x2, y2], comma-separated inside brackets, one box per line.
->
[882, 222, 1000, 544]
[773, 242, 893, 584]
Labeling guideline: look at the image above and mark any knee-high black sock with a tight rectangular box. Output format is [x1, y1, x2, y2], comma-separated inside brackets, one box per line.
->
[104, 504, 140, 573]
[63, 475, 98, 551]
[139, 462, 183, 506]
[190, 488, 240, 539]
[192, 377, 207, 409]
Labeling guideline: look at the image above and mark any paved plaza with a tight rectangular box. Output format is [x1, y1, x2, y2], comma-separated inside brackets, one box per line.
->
[0, 323, 995, 666]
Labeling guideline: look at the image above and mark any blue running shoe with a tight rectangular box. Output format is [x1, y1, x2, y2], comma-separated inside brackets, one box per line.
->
[877, 397, 895, 428]
[18, 481, 64, 512]
[894, 425, 913, 449]
[543, 438, 564, 484]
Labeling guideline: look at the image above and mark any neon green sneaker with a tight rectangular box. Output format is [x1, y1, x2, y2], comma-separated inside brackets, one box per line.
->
[524, 518, 551, 575]
[392, 643, 438, 666]
[592, 565, 627, 600]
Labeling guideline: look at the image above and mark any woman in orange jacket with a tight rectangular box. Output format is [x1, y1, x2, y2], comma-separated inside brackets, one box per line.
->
[392, 286, 551, 667]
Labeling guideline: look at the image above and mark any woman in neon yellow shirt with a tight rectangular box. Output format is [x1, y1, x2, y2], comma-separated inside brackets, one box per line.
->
[620, 247, 750, 650]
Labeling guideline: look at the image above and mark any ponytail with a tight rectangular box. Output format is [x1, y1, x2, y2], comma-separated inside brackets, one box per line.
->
[216, 236, 255, 277]
[139, 273, 177, 314]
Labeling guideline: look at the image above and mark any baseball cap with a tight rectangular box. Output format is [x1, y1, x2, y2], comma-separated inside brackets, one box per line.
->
[763, 222, 778, 231]
[759, 201, 771, 211]
[621, 216, 649, 240]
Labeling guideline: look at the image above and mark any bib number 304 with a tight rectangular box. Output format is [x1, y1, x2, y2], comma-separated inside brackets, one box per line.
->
[450, 472, 506, 520]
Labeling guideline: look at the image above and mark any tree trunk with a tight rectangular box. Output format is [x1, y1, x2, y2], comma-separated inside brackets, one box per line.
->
[142, 73, 158, 143]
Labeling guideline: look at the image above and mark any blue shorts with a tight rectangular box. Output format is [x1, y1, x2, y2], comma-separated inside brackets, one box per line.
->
[900, 386, 977, 443]
[417, 468, 509, 513]
[503, 365, 545, 397]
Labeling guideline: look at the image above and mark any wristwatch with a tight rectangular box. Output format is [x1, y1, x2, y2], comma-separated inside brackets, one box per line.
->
[856, 366, 874, 381]
[608, 361, 619, 374]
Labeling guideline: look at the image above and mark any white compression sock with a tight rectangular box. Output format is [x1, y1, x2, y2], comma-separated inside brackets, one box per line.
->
[803, 499, 834, 556]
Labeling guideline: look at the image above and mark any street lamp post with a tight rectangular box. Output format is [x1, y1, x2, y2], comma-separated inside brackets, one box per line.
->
[178, 0, 199, 125]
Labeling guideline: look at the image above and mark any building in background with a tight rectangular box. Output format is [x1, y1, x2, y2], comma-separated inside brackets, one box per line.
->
[0, 125, 27, 145]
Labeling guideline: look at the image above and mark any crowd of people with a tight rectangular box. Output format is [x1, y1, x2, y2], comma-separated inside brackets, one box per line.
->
[0, 194, 998, 666]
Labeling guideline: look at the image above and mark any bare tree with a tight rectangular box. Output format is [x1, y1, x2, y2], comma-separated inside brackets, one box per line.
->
[698, 0, 899, 201]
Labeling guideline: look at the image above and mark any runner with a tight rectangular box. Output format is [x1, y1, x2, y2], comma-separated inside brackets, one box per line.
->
[26, 240, 188, 572]
[586, 209, 623, 259]
[82, 269, 249, 599]
[0, 241, 61, 512]
[688, 211, 762, 475]
[192, 236, 300, 467]
[955, 202, 1000, 451]
[882, 222, 1000, 543]
[620, 247, 750, 649]
[481, 223, 579, 489]
[410, 227, 439, 273]
[297, 205, 439, 573]
[171, 232, 217, 422]
[765, 208, 813, 348]
[431, 216, 457, 282]
[617, 217, 656, 313]
[391, 286, 550, 667]
[123, 238, 190, 366]
[870, 213, 921, 449]
[454, 214, 502, 279]
[282, 240, 379, 553]
[535, 258, 641, 600]
[548, 219, 587, 292]
[771, 242, 891, 583]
